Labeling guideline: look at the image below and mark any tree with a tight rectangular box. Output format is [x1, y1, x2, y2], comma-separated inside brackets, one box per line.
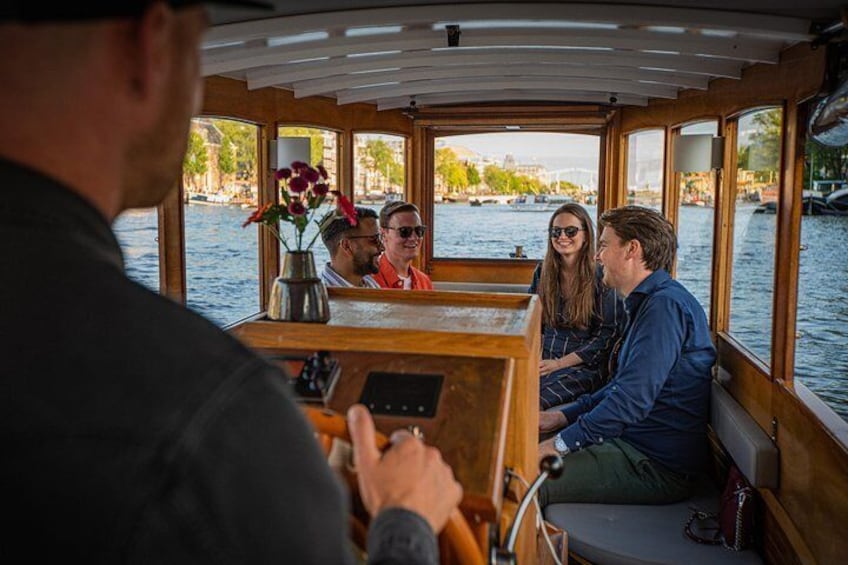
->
[362, 139, 404, 190]
[217, 139, 236, 189]
[746, 108, 782, 181]
[466, 162, 481, 189]
[212, 119, 257, 182]
[483, 164, 510, 194]
[435, 148, 468, 192]
[183, 130, 207, 190]
[805, 141, 848, 189]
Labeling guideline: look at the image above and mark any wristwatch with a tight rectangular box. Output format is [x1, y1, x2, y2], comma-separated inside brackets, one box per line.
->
[553, 435, 570, 455]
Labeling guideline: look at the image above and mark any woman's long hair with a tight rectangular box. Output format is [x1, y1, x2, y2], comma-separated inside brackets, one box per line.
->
[539, 203, 596, 329]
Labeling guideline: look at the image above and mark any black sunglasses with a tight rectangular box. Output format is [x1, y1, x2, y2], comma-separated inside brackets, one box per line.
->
[345, 233, 383, 246]
[386, 225, 427, 238]
[549, 226, 584, 239]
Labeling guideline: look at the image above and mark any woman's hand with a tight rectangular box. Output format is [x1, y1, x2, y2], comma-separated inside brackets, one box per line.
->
[539, 358, 562, 376]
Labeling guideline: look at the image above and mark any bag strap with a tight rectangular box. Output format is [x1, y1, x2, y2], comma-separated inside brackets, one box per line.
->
[684, 509, 722, 545]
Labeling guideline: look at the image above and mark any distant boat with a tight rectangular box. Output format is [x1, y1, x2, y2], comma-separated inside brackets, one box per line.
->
[469, 198, 482, 207]
[510, 194, 573, 212]
[187, 192, 233, 206]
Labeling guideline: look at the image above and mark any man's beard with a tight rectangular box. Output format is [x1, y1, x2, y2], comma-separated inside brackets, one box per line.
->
[353, 253, 380, 276]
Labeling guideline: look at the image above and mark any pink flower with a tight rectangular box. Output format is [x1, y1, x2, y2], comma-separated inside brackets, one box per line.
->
[317, 165, 328, 180]
[313, 182, 329, 196]
[289, 176, 308, 193]
[304, 167, 320, 184]
[331, 190, 358, 227]
[288, 200, 306, 216]
[274, 168, 292, 180]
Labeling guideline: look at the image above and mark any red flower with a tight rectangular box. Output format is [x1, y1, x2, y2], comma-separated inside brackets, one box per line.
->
[288, 200, 306, 216]
[317, 165, 328, 180]
[274, 167, 292, 180]
[242, 203, 271, 228]
[290, 161, 308, 172]
[289, 176, 308, 193]
[304, 167, 320, 184]
[331, 190, 358, 227]
[313, 182, 329, 196]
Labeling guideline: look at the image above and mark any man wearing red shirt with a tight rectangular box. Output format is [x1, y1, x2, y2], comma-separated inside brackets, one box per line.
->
[374, 201, 433, 290]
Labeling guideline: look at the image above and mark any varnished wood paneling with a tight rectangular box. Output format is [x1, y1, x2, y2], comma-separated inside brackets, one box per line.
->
[428, 259, 538, 285]
[771, 101, 803, 383]
[158, 181, 185, 303]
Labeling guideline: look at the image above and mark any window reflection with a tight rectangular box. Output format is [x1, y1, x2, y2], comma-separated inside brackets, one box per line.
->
[675, 121, 719, 318]
[796, 140, 848, 421]
[353, 132, 406, 206]
[431, 132, 600, 259]
[184, 117, 260, 326]
[277, 126, 340, 270]
[729, 108, 782, 365]
[626, 129, 664, 210]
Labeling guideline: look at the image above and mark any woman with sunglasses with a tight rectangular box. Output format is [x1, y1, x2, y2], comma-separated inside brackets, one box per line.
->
[530, 203, 625, 410]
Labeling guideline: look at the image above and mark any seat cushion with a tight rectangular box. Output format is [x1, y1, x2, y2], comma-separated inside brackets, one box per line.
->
[544, 477, 762, 565]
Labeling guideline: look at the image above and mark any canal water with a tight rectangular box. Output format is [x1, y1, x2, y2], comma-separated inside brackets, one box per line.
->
[114, 202, 848, 420]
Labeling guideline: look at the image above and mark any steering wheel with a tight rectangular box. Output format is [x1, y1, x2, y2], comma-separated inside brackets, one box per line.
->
[302, 406, 485, 565]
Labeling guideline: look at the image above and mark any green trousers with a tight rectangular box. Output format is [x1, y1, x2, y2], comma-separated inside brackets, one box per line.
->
[538, 438, 693, 507]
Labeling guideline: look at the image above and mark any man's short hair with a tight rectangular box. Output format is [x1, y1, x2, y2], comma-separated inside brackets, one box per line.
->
[379, 201, 419, 228]
[600, 206, 677, 272]
[1, 1, 271, 22]
[320, 206, 378, 256]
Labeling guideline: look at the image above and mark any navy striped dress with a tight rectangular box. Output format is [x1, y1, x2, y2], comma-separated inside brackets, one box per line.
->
[529, 265, 625, 409]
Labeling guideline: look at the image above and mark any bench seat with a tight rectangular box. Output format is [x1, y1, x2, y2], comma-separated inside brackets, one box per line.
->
[432, 281, 528, 294]
[543, 377, 776, 564]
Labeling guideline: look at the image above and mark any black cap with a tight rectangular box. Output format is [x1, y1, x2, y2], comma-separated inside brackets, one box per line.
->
[1, 1, 273, 22]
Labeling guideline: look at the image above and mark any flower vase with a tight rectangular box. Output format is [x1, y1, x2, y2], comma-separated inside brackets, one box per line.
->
[267, 251, 330, 323]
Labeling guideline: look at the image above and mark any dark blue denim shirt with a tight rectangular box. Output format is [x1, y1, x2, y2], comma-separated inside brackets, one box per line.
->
[557, 269, 716, 475]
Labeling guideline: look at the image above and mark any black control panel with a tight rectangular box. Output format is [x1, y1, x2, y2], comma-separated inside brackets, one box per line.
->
[358, 371, 443, 418]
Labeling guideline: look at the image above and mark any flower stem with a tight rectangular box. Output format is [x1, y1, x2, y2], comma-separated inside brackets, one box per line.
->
[267, 225, 290, 252]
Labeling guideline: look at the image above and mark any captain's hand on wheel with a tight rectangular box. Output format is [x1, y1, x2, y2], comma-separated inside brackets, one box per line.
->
[347, 404, 462, 534]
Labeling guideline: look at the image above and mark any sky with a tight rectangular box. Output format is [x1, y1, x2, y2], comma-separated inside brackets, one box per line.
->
[438, 131, 600, 172]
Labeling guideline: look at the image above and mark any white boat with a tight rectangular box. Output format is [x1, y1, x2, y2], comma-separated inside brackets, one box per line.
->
[509, 194, 573, 212]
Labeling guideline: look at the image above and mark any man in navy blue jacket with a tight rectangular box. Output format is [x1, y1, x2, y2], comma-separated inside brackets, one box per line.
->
[538, 206, 716, 505]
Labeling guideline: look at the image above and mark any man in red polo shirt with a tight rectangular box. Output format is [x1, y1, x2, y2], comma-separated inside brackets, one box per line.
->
[374, 201, 433, 290]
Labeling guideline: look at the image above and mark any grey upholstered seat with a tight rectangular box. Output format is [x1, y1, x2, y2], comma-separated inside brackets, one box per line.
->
[543, 377, 776, 564]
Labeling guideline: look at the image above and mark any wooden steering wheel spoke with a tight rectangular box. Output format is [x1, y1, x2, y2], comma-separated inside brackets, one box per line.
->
[301, 406, 485, 565]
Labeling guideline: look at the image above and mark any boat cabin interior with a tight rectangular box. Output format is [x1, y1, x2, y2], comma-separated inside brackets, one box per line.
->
[138, 1, 848, 563]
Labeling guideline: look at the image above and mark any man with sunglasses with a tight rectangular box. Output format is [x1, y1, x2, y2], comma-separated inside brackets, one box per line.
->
[0, 3, 460, 563]
[374, 201, 433, 290]
[319, 206, 384, 288]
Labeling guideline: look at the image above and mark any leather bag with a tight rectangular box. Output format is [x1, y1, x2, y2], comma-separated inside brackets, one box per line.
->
[684, 465, 755, 551]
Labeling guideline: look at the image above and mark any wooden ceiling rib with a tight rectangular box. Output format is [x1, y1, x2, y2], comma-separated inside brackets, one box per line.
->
[201, 2, 815, 109]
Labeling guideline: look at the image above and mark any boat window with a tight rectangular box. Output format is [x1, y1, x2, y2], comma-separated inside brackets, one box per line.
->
[729, 108, 782, 365]
[431, 132, 600, 260]
[114, 208, 160, 293]
[277, 125, 340, 270]
[184, 117, 261, 326]
[674, 120, 719, 319]
[353, 132, 406, 207]
[626, 129, 665, 210]
[796, 139, 848, 422]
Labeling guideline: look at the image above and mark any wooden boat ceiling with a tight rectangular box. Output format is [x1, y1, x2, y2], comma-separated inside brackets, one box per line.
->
[203, 1, 844, 111]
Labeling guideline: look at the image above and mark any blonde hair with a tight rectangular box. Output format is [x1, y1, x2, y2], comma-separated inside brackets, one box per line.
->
[539, 203, 596, 329]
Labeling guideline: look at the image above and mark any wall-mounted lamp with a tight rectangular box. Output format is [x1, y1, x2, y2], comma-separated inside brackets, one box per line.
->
[446, 25, 461, 47]
[673, 134, 724, 172]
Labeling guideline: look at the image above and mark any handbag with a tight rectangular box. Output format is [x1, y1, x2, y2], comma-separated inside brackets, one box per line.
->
[684, 464, 755, 551]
